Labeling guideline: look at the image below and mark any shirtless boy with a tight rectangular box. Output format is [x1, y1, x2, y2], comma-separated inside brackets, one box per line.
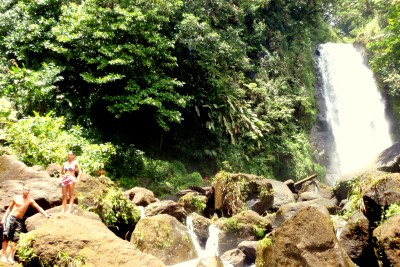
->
[1, 184, 51, 264]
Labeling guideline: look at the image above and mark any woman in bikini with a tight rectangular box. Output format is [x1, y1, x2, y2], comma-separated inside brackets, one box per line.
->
[60, 151, 81, 213]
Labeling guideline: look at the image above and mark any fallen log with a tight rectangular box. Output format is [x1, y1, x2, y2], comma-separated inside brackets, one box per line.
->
[294, 173, 317, 187]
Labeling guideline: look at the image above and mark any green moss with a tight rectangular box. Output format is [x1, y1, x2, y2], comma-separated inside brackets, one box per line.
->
[223, 217, 243, 233]
[258, 237, 273, 249]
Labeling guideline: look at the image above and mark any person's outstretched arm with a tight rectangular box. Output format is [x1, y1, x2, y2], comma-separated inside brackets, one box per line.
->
[31, 200, 51, 218]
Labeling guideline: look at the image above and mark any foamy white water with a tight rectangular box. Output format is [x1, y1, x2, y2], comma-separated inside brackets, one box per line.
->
[317, 43, 393, 184]
[168, 217, 234, 267]
[138, 206, 145, 219]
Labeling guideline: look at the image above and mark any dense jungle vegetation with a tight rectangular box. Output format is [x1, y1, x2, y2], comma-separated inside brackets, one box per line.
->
[0, 0, 399, 196]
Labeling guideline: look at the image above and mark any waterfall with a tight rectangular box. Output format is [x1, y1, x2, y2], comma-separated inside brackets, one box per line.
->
[315, 43, 394, 185]
[204, 224, 220, 257]
[186, 216, 203, 257]
[138, 206, 145, 219]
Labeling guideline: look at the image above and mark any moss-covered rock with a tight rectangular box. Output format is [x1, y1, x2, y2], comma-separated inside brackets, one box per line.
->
[131, 214, 198, 265]
[213, 172, 273, 216]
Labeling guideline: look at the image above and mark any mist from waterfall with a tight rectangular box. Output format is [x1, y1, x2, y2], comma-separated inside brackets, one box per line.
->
[316, 43, 393, 185]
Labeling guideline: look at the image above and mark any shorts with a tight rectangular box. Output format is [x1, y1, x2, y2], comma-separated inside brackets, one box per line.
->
[61, 174, 76, 186]
[4, 215, 23, 242]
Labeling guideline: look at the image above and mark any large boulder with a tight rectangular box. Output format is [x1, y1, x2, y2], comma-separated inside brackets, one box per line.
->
[373, 215, 400, 267]
[275, 198, 338, 227]
[265, 178, 296, 211]
[0, 155, 50, 183]
[124, 187, 156, 207]
[26, 205, 101, 231]
[220, 249, 246, 267]
[338, 211, 377, 267]
[20, 213, 165, 267]
[145, 200, 187, 222]
[297, 180, 333, 199]
[256, 206, 355, 267]
[178, 192, 208, 215]
[360, 171, 400, 223]
[131, 214, 198, 265]
[75, 173, 115, 208]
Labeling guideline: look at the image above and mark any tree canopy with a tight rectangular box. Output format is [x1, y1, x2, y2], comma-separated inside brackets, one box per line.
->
[1, 0, 398, 186]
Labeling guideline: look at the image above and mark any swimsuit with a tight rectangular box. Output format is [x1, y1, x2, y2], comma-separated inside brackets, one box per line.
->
[61, 174, 76, 186]
[62, 162, 77, 186]
[4, 215, 23, 242]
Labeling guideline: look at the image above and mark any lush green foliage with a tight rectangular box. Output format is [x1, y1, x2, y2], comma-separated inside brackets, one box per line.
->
[0, 97, 17, 142]
[383, 203, 400, 221]
[115, 156, 204, 196]
[0, 0, 360, 184]
[15, 232, 39, 265]
[368, 3, 400, 95]
[4, 113, 116, 175]
[91, 187, 141, 227]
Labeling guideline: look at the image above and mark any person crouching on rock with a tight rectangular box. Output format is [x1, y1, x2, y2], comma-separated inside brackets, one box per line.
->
[1, 183, 51, 264]
[60, 150, 81, 213]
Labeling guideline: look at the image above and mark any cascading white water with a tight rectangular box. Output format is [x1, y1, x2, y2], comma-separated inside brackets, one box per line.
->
[169, 216, 234, 267]
[317, 43, 393, 184]
[138, 206, 145, 219]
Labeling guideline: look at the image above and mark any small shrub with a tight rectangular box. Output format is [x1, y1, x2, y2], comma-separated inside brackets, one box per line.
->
[383, 203, 400, 221]
[90, 187, 140, 227]
[252, 224, 267, 239]
[192, 196, 206, 213]
[223, 217, 242, 233]
[16, 232, 40, 265]
[56, 251, 86, 267]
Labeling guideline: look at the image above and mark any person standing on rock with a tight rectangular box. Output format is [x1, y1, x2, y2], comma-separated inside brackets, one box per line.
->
[60, 150, 81, 213]
[1, 184, 51, 264]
